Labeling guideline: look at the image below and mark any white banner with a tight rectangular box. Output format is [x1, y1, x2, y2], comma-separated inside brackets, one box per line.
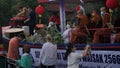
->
[19, 48, 120, 68]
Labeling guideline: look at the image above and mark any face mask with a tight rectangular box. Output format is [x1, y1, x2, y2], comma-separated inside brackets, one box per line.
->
[101, 11, 104, 17]
[66, 24, 70, 29]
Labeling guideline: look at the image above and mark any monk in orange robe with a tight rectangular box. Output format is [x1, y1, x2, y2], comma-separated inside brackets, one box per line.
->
[70, 10, 89, 44]
[91, 9, 102, 28]
[77, 10, 89, 27]
[93, 7, 111, 43]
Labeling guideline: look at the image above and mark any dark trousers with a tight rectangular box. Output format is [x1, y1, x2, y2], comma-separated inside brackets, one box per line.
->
[8, 64, 16, 68]
[40, 63, 56, 68]
[56, 24, 60, 32]
[29, 25, 35, 35]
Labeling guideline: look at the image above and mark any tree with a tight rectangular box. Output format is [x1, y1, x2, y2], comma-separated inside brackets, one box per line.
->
[0, 0, 38, 26]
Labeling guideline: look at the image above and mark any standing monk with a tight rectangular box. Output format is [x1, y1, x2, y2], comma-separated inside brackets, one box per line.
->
[70, 10, 89, 44]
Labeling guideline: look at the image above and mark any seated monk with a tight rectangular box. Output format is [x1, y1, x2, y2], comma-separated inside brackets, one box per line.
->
[87, 9, 102, 39]
[93, 7, 111, 44]
[93, 29, 111, 43]
[100, 7, 111, 28]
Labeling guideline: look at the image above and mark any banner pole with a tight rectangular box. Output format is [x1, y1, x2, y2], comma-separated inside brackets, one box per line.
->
[59, 0, 66, 33]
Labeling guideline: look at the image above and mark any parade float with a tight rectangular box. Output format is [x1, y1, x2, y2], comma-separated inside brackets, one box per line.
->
[1, 0, 120, 68]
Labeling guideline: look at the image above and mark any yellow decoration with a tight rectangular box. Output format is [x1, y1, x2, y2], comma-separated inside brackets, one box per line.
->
[39, 14, 42, 18]
[109, 9, 113, 13]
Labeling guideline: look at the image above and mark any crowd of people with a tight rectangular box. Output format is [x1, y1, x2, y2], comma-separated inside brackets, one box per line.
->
[62, 6, 120, 44]
[7, 33, 91, 68]
[6, 5, 120, 68]
[9, 5, 120, 44]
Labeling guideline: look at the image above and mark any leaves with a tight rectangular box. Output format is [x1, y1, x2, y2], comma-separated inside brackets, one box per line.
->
[0, 0, 37, 26]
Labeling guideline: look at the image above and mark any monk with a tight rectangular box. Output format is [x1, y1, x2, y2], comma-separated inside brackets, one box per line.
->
[93, 7, 111, 43]
[70, 10, 89, 44]
[91, 9, 102, 28]
[76, 10, 89, 27]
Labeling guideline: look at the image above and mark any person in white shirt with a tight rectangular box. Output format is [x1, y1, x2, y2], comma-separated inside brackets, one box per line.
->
[62, 28, 72, 44]
[64, 43, 91, 68]
[40, 34, 57, 68]
[62, 25, 76, 44]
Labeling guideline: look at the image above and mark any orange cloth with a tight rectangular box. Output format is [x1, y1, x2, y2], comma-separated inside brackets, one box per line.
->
[93, 12, 111, 43]
[78, 15, 89, 27]
[91, 13, 102, 27]
[70, 27, 87, 44]
[93, 29, 111, 44]
[70, 15, 89, 44]
[7, 37, 20, 60]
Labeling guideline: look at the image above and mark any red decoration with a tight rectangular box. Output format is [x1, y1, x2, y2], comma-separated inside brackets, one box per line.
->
[36, 24, 44, 28]
[106, 0, 119, 9]
[35, 5, 45, 15]
[76, 5, 80, 11]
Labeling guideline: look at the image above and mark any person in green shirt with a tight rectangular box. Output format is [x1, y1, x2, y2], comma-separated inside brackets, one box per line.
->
[16, 46, 33, 68]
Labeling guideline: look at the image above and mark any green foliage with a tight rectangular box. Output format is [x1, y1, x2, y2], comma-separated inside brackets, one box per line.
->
[46, 27, 64, 45]
[85, 1, 105, 14]
[0, 0, 13, 26]
[20, 0, 38, 8]
[53, 32, 64, 45]
[25, 35, 36, 43]
[0, 0, 38, 26]
[41, 11, 50, 24]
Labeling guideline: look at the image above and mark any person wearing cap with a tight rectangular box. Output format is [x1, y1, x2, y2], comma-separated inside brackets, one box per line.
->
[7, 33, 25, 68]
[40, 34, 57, 68]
